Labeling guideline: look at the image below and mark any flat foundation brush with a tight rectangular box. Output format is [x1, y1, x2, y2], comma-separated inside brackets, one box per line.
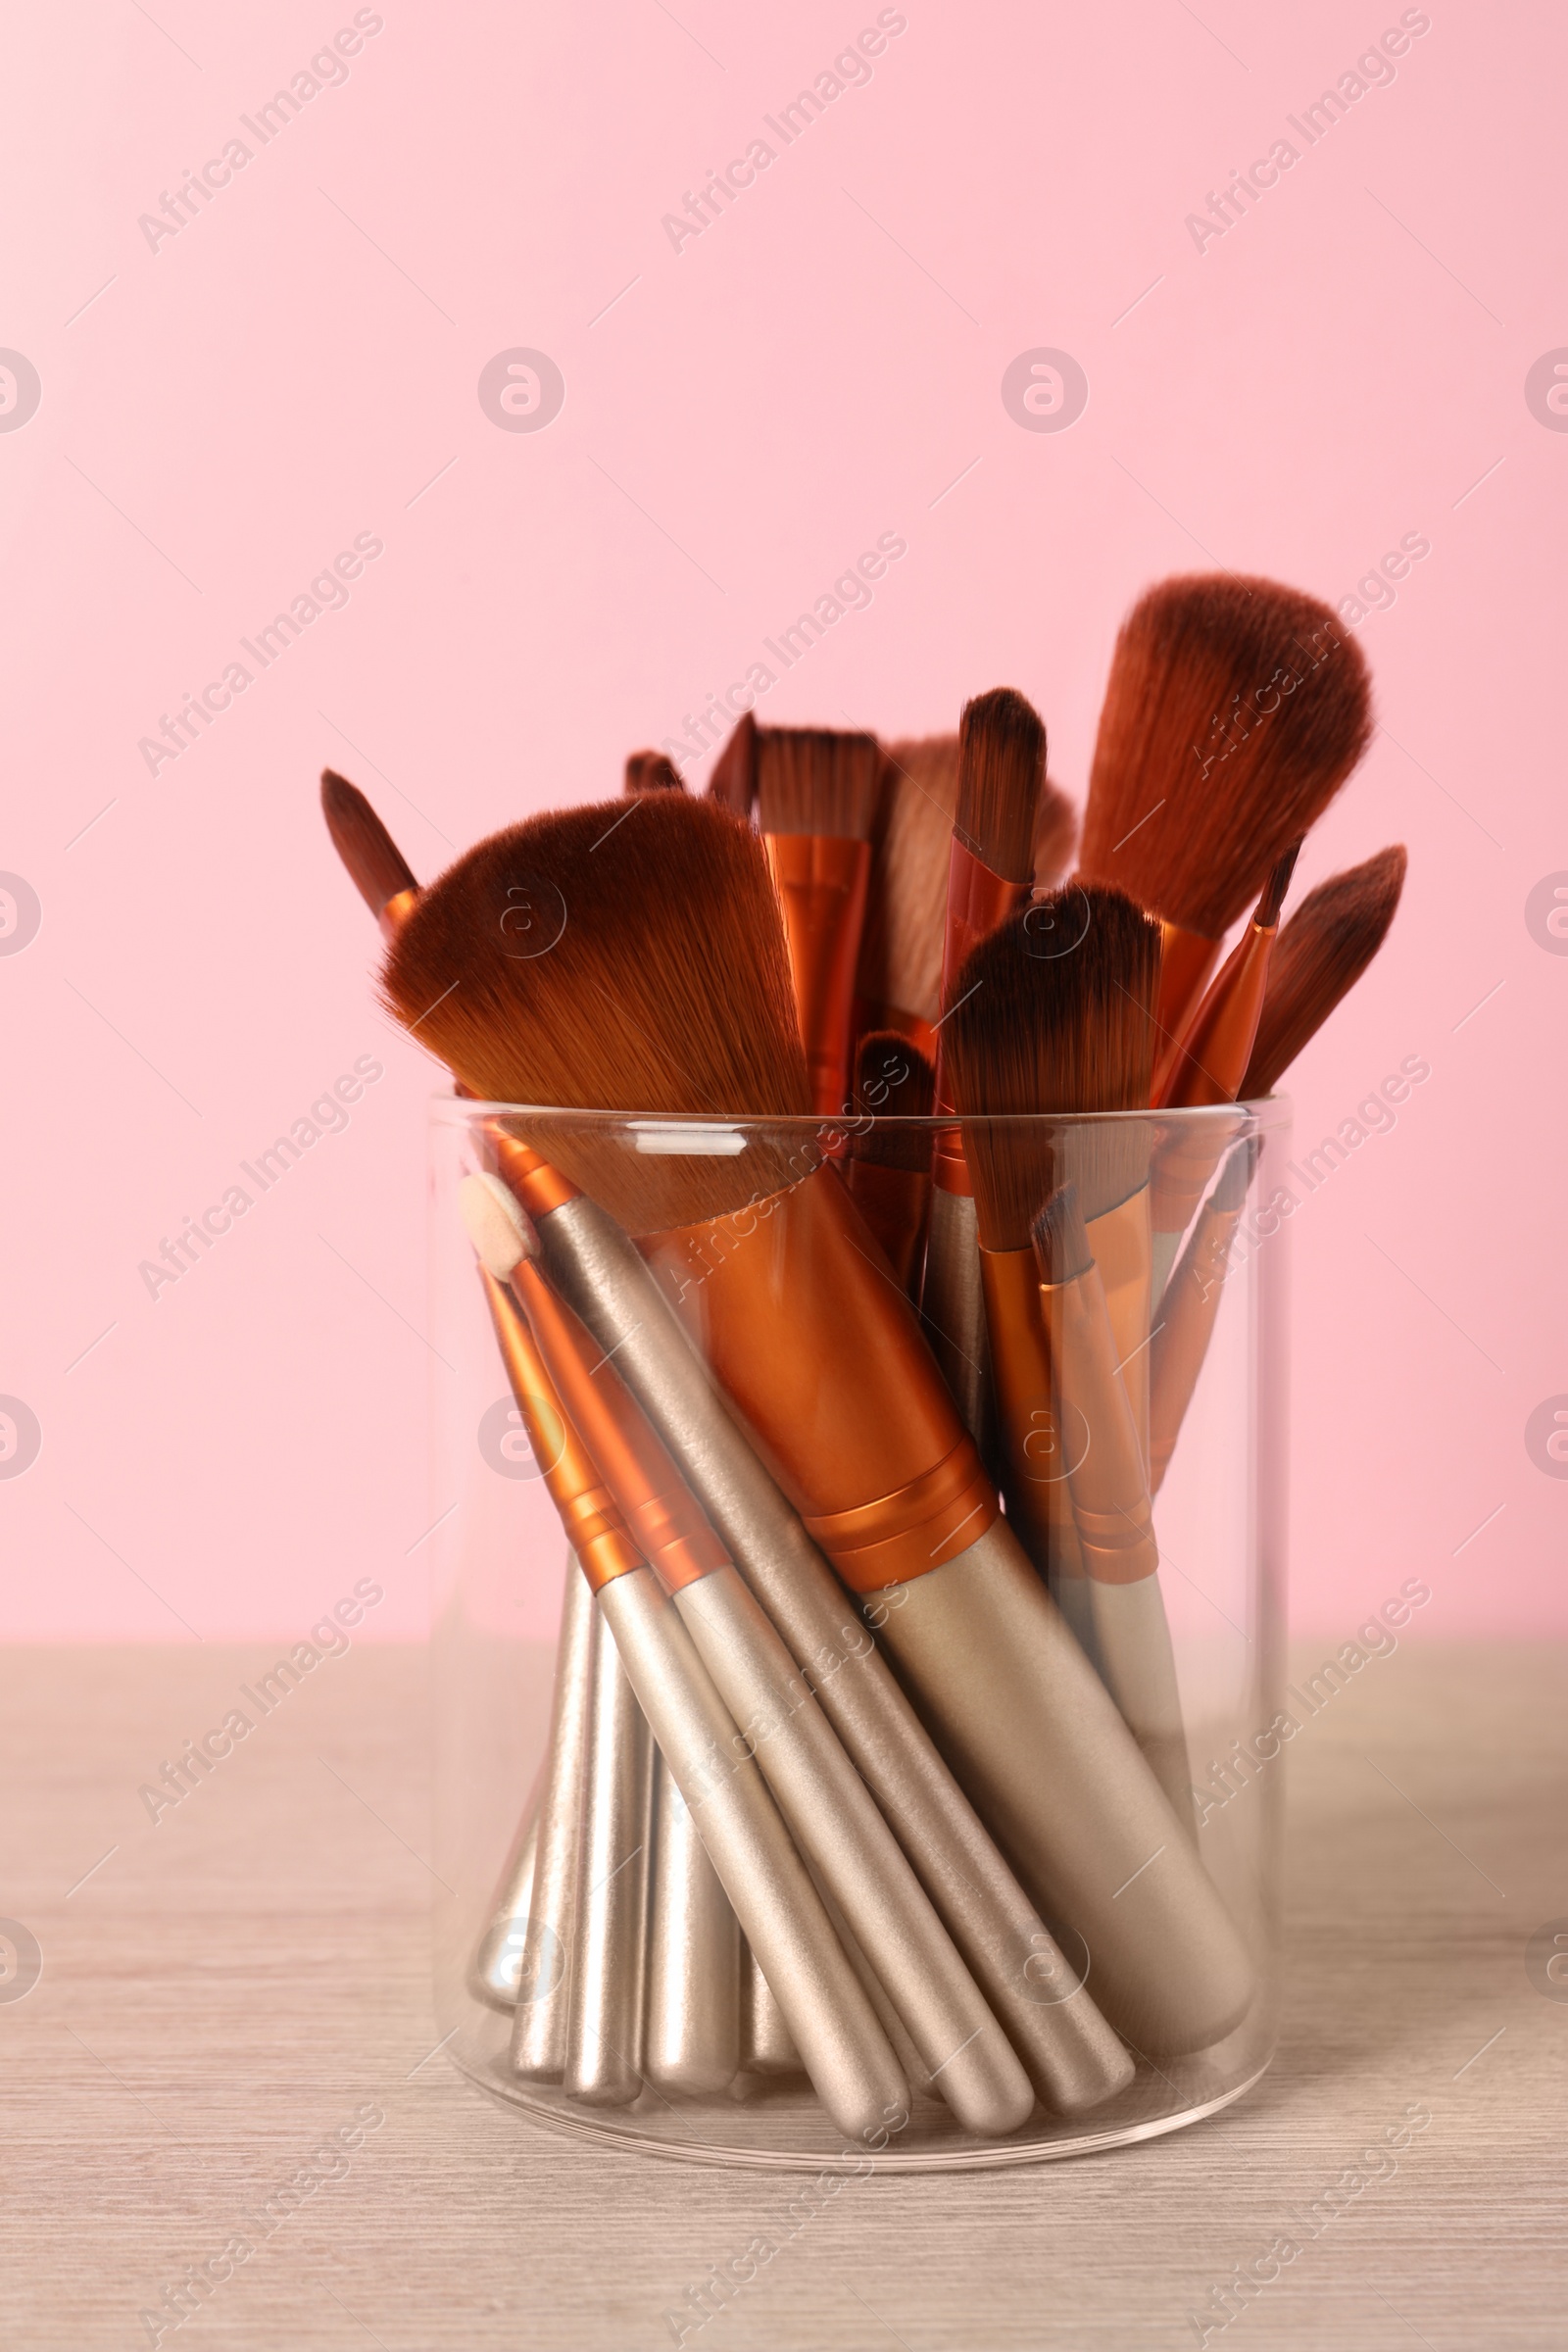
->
[384, 796, 1250, 2058]
[1033, 1184, 1194, 1829]
[1240, 846, 1407, 1100]
[845, 1031, 935, 1296]
[922, 689, 1046, 1447]
[854, 735, 958, 1063]
[758, 727, 885, 1116]
[1076, 575, 1372, 1047]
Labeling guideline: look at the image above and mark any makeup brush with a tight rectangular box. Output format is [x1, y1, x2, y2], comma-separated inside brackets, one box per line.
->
[467, 1172, 1033, 2136]
[463, 1189, 908, 2137]
[625, 751, 686, 794]
[388, 796, 1250, 2057]
[1077, 574, 1372, 1045]
[854, 734, 959, 1059]
[706, 710, 758, 817]
[737, 1947, 805, 2083]
[1033, 1183, 1194, 1829]
[1240, 846, 1408, 1099]
[645, 1754, 742, 2095]
[1033, 774, 1078, 892]
[845, 1031, 935, 1295]
[1149, 1138, 1258, 1496]
[1148, 845, 1298, 1303]
[320, 769, 419, 940]
[468, 1794, 541, 2010]
[922, 689, 1046, 1445]
[758, 727, 885, 1117]
[564, 1597, 655, 2105]
[944, 886, 1160, 1644]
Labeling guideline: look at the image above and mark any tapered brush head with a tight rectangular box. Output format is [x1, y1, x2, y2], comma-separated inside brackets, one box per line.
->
[856, 735, 959, 1026]
[848, 1031, 935, 1171]
[755, 727, 884, 839]
[944, 884, 1161, 1249]
[707, 710, 758, 816]
[380, 794, 810, 1233]
[320, 768, 418, 919]
[1033, 775, 1077, 891]
[1241, 844, 1407, 1097]
[956, 688, 1046, 885]
[624, 750, 685, 795]
[1079, 574, 1373, 939]
[1031, 1183, 1092, 1289]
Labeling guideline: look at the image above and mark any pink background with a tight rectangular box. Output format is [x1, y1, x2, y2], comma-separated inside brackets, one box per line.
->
[2, 0, 1562, 1644]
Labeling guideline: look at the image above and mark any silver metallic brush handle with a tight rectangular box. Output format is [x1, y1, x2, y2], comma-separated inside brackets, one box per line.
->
[919, 1184, 993, 1449]
[468, 1793, 540, 2011]
[867, 1515, 1256, 2059]
[645, 1753, 742, 2095]
[596, 1565, 907, 2142]
[1090, 1577, 1198, 1836]
[535, 1196, 1131, 2116]
[673, 1564, 1031, 2136]
[510, 1563, 595, 2080]
[738, 1944, 803, 2078]
[564, 1608, 655, 2106]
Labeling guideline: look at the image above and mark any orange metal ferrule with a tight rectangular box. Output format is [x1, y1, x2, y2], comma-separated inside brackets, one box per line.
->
[1038, 1264, 1160, 1587]
[1154, 915, 1279, 1111]
[763, 833, 872, 1118]
[932, 837, 1031, 1194]
[642, 1164, 998, 1595]
[486, 1129, 584, 1218]
[978, 1246, 1084, 1583]
[1155, 922, 1221, 1056]
[1149, 1191, 1249, 1495]
[843, 1157, 931, 1297]
[511, 1254, 729, 1596]
[477, 1267, 643, 1594]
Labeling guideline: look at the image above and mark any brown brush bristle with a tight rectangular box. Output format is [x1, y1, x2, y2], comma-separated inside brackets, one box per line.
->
[624, 750, 685, 795]
[856, 735, 959, 1026]
[320, 768, 418, 917]
[955, 689, 1046, 885]
[1030, 1184, 1092, 1289]
[1033, 775, 1077, 891]
[706, 710, 758, 815]
[848, 1031, 935, 1171]
[1079, 574, 1373, 939]
[380, 796, 809, 1234]
[755, 727, 884, 840]
[1241, 845, 1406, 1097]
[944, 885, 1160, 1249]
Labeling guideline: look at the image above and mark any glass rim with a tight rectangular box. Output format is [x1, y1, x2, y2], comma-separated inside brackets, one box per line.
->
[428, 1095, 1292, 1130]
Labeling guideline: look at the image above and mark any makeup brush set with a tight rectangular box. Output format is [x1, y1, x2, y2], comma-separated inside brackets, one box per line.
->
[323, 570, 1405, 2145]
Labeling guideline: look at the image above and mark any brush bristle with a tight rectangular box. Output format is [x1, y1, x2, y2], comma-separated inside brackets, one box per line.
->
[1241, 845, 1406, 1097]
[624, 750, 685, 795]
[381, 795, 810, 1233]
[1079, 574, 1373, 939]
[856, 736, 959, 1025]
[848, 1031, 935, 1171]
[1033, 776, 1077, 890]
[944, 885, 1161, 1248]
[955, 689, 1046, 885]
[1031, 1184, 1092, 1288]
[320, 768, 418, 916]
[707, 710, 758, 816]
[755, 728, 884, 840]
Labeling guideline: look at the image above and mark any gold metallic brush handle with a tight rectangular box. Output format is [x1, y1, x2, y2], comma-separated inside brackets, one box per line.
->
[564, 1605, 655, 2106]
[468, 1778, 541, 2010]
[509, 1565, 595, 2080]
[645, 1754, 742, 2095]
[738, 1944, 803, 2081]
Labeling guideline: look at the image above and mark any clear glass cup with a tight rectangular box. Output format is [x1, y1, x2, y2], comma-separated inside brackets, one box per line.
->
[427, 1096, 1290, 2173]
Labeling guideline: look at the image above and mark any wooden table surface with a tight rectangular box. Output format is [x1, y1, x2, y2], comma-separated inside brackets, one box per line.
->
[3, 1639, 1563, 2350]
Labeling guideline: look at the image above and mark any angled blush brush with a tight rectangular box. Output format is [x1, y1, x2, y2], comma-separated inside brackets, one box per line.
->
[845, 1031, 935, 1296]
[466, 1173, 1032, 2136]
[1033, 1184, 1194, 1829]
[385, 796, 1250, 2058]
[854, 734, 959, 1061]
[1077, 574, 1372, 1046]
[320, 768, 420, 940]
[1240, 845, 1407, 1099]
[625, 750, 686, 795]
[461, 1181, 908, 2138]
[922, 689, 1046, 1446]
[757, 727, 885, 1116]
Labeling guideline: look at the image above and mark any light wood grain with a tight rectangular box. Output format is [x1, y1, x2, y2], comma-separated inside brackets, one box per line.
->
[2, 1640, 1563, 2349]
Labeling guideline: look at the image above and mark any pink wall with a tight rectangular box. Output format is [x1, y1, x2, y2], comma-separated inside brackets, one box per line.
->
[2, 1, 1562, 1642]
